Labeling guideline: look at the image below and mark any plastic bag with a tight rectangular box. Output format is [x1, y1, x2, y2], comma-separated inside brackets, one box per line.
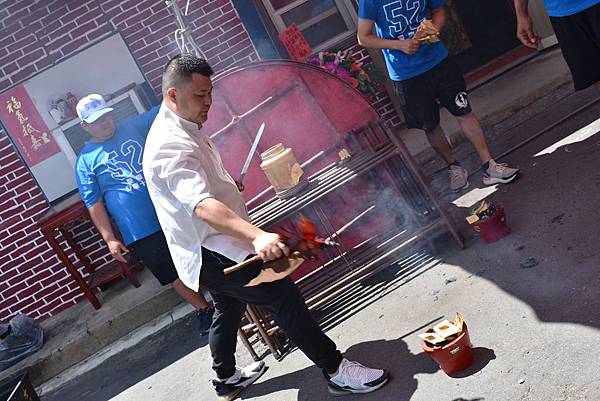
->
[0, 314, 44, 372]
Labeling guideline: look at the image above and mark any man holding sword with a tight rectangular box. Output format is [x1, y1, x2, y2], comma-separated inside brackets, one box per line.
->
[143, 53, 389, 400]
[74, 95, 214, 334]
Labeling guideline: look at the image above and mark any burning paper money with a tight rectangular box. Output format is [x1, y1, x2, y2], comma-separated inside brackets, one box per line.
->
[418, 312, 465, 347]
[223, 215, 340, 286]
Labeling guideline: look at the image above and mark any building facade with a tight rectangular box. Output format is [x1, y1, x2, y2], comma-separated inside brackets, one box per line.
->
[0, 0, 554, 322]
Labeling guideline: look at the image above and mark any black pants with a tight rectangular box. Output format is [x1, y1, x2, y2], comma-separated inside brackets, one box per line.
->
[199, 248, 343, 379]
[550, 2, 600, 90]
[393, 57, 472, 132]
[129, 231, 179, 286]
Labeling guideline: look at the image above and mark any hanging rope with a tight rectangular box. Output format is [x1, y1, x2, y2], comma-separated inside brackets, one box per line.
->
[166, 0, 207, 60]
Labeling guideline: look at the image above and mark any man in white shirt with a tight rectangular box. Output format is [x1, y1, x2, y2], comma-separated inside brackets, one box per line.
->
[143, 54, 388, 400]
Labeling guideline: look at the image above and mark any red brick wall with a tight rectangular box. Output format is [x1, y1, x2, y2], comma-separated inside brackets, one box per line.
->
[1, 130, 49, 318]
[0, 129, 89, 321]
[349, 44, 403, 127]
[0, 0, 259, 95]
[0, 0, 259, 322]
[0, 0, 401, 322]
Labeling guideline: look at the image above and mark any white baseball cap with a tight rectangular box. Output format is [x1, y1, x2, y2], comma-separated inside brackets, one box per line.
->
[76, 94, 114, 123]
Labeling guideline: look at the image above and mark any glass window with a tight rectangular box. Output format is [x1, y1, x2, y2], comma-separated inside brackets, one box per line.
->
[261, 0, 357, 52]
[295, 10, 348, 48]
[281, 0, 337, 25]
[269, 0, 297, 10]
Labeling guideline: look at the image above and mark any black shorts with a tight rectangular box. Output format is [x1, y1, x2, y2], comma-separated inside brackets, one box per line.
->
[550, 3, 600, 90]
[129, 231, 179, 286]
[393, 57, 472, 132]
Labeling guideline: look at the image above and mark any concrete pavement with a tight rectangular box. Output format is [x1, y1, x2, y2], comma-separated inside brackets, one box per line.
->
[0, 267, 187, 388]
[40, 73, 600, 400]
[1, 47, 579, 393]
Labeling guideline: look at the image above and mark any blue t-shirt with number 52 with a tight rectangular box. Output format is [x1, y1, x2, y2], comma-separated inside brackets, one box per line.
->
[75, 105, 161, 245]
[359, 0, 448, 81]
[543, 0, 599, 17]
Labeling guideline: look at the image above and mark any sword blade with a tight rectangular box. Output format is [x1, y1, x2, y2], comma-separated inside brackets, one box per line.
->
[238, 122, 265, 183]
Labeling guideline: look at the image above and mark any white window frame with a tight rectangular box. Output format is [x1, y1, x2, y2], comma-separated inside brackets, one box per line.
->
[52, 89, 146, 168]
[260, 0, 359, 53]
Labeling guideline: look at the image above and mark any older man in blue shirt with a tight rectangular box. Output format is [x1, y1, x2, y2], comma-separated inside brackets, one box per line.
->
[75, 94, 214, 333]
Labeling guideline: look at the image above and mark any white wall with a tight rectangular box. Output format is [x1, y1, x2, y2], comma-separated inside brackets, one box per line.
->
[30, 153, 77, 201]
[24, 33, 146, 131]
[20, 33, 147, 202]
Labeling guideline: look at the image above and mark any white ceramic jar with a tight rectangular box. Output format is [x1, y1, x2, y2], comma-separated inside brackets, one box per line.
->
[260, 143, 304, 193]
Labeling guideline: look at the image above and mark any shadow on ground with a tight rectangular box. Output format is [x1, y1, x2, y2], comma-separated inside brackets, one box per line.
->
[243, 330, 437, 400]
[245, 329, 495, 401]
[42, 315, 208, 401]
[432, 90, 600, 332]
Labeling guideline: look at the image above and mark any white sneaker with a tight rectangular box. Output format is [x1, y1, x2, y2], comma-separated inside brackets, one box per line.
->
[327, 358, 389, 396]
[483, 159, 519, 185]
[449, 164, 469, 192]
[213, 361, 267, 401]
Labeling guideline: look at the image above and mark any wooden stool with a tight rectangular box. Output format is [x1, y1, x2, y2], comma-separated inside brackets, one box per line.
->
[37, 195, 141, 310]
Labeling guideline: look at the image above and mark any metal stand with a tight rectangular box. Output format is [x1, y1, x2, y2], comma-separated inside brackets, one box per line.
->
[241, 120, 464, 358]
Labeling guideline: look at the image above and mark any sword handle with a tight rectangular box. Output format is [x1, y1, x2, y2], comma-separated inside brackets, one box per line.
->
[223, 255, 262, 275]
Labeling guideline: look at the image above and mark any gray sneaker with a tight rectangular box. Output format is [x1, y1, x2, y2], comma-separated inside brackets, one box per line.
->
[483, 159, 519, 185]
[327, 358, 389, 396]
[449, 164, 469, 192]
[213, 361, 267, 401]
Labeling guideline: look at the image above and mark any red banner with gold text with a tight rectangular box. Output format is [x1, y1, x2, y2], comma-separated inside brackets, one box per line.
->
[279, 23, 312, 62]
[0, 85, 61, 166]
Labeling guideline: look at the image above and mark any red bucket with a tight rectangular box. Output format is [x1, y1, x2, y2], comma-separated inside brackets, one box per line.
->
[421, 323, 474, 375]
[471, 207, 509, 243]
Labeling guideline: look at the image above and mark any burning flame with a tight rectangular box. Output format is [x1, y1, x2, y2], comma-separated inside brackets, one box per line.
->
[298, 214, 317, 241]
[279, 215, 339, 259]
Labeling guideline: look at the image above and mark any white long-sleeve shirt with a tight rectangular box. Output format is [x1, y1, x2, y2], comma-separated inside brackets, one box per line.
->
[143, 104, 253, 291]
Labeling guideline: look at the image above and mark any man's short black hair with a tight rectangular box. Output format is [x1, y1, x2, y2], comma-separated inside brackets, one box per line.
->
[162, 54, 214, 97]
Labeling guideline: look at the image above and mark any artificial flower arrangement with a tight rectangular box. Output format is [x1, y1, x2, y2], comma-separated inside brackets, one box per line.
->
[307, 49, 383, 100]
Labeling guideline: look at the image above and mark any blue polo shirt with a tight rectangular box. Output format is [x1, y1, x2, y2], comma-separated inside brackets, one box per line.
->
[544, 0, 599, 17]
[75, 106, 161, 245]
[359, 0, 448, 81]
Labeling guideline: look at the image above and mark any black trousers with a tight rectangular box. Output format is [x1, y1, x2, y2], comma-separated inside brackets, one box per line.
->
[129, 231, 179, 286]
[550, 2, 600, 90]
[199, 248, 343, 379]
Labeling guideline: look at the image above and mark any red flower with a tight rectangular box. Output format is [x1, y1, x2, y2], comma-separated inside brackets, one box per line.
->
[347, 77, 359, 88]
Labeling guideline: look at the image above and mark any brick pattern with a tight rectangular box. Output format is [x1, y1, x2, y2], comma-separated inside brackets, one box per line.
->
[0, 0, 259, 95]
[0, 130, 92, 322]
[0, 0, 400, 322]
[0, 0, 259, 322]
[350, 45, 403, 127]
